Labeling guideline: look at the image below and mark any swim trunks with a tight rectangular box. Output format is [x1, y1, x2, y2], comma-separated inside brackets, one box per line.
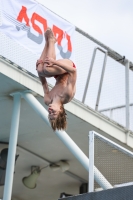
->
[36, 59, 44, 68]
[54, 62, 76, 79]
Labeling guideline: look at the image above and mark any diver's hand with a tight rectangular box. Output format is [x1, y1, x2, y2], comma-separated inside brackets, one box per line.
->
[44, 57, 55, 67]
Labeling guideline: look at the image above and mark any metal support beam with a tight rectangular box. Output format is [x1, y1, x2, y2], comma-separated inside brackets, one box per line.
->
[21, 91, 112, 190]
[89, 131, 94, 192]
[125, 60, 130, 129]
[82, 47, 97, 103]
[95, 52, 108, 111]
[3, 93, 21, 200]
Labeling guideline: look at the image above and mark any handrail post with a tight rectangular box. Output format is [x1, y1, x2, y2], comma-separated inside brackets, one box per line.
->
[89, 131, 94, 192]
[82, 47, 97, 103]
[95, 51, 108, 111]
[125, 60, 130, 129]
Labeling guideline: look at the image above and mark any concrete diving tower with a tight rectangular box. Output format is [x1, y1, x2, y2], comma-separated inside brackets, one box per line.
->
[0, 57, 133, 200]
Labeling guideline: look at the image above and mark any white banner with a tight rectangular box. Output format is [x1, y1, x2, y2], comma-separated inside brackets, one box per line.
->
[0, 0, 75, 60]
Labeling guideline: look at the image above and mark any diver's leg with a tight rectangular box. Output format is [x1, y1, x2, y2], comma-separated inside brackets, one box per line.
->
[43, 29, 66, 76]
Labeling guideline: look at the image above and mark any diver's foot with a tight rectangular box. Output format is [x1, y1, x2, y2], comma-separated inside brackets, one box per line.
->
[44, 28, 56, 43]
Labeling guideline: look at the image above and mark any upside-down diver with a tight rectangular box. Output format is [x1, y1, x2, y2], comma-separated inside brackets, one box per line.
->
[36, 28, 77, 131]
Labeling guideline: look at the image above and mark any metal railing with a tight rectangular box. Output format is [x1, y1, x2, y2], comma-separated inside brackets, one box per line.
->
[89, 130, 133, 192]
[80, 46, 131, 130]
[99, 104, 133, 125]
[82, 47, 108, 111]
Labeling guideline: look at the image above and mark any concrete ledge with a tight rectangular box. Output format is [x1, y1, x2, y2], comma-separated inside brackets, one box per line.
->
[0, 58, 45, 96]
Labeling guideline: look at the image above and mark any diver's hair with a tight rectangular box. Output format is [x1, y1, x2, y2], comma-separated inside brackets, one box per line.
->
[49, 104, 67, 131]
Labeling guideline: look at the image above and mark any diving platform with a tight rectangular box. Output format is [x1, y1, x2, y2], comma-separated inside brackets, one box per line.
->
[0, 57, 133, 149]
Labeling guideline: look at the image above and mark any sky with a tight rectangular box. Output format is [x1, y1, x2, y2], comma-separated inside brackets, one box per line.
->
[38, 0, 133, 62]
